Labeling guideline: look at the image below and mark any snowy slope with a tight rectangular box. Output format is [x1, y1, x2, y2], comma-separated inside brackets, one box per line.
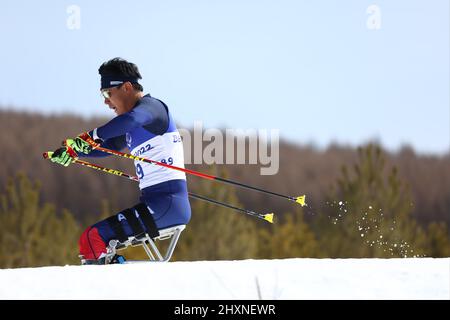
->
[0, 258, 448, 299]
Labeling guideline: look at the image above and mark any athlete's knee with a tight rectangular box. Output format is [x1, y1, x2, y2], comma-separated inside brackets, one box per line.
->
[78, 226, 107, 260]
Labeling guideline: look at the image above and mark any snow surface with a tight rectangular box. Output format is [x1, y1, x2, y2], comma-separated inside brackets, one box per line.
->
[0, 258, 448, 299]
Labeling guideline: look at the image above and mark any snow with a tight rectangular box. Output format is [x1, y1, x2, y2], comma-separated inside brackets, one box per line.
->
[0, 258, 448, 299]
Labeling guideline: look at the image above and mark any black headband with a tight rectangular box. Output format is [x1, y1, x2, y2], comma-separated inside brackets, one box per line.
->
[101, 75, 139, 89]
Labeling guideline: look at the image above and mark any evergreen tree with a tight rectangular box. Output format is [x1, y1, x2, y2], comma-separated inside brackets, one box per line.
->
[425, 222, 450, 257]
[0, 173, 81, 268]
[314, 145, 428, 258]
[258, 210, 323, 259]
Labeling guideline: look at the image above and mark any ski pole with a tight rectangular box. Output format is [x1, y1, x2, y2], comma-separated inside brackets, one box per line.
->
[43, 151, 274, 223]
[71, 133, 307, 207]
[187, 193, 273, 223]
[44, 152, 140, 181]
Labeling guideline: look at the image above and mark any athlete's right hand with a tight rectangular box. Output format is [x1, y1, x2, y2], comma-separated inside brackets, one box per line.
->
[65, 134, 93, 155]
[49, 147, 76, 167]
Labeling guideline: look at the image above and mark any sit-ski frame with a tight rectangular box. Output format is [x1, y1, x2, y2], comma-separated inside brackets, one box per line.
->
[106, 225, 186, 263]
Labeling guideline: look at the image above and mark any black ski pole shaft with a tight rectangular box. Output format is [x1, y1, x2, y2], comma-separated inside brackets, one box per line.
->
[188, 192, 274, 223]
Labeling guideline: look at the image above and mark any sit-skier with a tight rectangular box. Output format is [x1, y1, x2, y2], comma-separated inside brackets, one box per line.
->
[50, 58, 191, 264]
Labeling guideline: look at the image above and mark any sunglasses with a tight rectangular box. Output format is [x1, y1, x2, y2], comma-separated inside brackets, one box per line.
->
[100, 83, 124, 99]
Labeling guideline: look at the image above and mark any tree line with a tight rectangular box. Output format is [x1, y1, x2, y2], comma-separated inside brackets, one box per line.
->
[0, 110, 448, 267]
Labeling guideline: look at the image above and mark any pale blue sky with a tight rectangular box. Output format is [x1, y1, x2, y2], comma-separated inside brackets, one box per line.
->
[0, 0, 448, 154]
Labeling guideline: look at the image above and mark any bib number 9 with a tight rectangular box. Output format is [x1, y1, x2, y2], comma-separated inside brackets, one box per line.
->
[136, 163, 144, 179]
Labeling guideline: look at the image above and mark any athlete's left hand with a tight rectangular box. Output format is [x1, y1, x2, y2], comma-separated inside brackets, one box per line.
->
[49, 147, 76, 167]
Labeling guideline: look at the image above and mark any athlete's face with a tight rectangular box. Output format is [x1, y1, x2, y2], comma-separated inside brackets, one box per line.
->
[101, 83, 128, 115]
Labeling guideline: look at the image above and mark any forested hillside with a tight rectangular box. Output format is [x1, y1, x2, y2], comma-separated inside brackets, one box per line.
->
[1, 109, 448, 224]
[0, 109, 449, 267]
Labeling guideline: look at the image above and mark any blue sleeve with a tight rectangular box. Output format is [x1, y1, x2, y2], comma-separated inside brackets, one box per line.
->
[95, 98, 169, 140]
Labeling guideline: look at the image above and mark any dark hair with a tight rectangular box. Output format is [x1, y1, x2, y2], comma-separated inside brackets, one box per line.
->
[98, 57, 143, 91]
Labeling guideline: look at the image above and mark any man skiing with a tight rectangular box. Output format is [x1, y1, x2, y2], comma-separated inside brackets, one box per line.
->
[50, 57, 191, 264]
